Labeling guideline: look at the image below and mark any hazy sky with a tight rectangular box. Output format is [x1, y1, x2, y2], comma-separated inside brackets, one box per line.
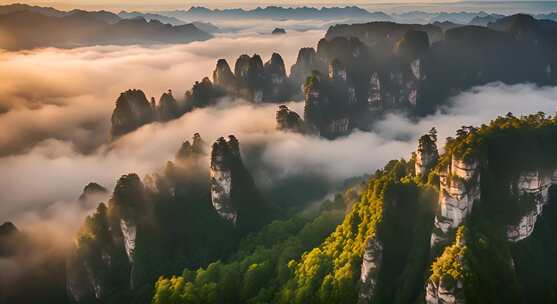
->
[2, 0, 555, 14]
[0, 0, 472, 11]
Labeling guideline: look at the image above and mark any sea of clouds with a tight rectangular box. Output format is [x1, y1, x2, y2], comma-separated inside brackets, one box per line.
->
[1, 27, 557, 241]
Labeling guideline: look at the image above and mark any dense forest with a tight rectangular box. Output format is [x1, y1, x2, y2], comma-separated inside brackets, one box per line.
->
[150, 113, 557, 304]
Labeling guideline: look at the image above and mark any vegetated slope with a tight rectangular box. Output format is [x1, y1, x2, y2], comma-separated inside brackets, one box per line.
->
[152, 113, 557, 303]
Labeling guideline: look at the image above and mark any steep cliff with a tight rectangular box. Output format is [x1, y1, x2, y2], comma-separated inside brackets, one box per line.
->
[264, 53, 291, 101]
[210, 135, 272, 232]
[109, 16, 557, 140]
[290, 47, 326, 92]
[430, 156, 480, 249]
[175, 132, 207, 161]
[415, 128, 439, 179]
[212, 58, 236, 91]
[68, 133, 266, 303]
[506, 169, 557, 241]
[425, 114, 557, 303]
[157, 90, 179, 122]
[210, 136, 239, 225]
[110, 89, 154, 139]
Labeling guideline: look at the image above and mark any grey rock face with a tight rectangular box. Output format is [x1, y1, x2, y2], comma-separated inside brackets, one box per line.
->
[431, 156, 480, 248]
[358, 237, 383, 303]
[210, 136, 241, 225]
[506, 169, 557, 241]
[415, 131, 438, 178]
[290, 47, 325, 90]
[264, 53, 288, 101]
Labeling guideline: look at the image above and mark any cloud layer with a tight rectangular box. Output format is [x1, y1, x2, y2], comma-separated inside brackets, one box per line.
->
[0, 29, 324, 156]
[1, 26, 557, 242]
[2, 82, 557, 223]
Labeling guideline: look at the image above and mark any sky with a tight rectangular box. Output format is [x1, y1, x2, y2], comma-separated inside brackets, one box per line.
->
[0, 1, 458, 9]
[2, 0, 557, 14]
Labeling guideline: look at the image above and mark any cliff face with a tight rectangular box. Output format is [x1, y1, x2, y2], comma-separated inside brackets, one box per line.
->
[302, 60, 356, 139]
[415, 130, 439, 178]
[66, 132, 274, 303]
[234, 54, 265, 102]
[209, 135, 272, 233]
[506, 169, 557, 241]
[67, 174, 149, 302]
[210, 136, 240, 225]
[212, 53, 294, 103]
[109, 16, 557, 140]
[290, 47, 326, 91]
[431, 156, 480, 248]
[358, 237, 383, 304]
[423, 115, 557, 304]
[264, 53, 290, 101]
[213, 58, 236, 90]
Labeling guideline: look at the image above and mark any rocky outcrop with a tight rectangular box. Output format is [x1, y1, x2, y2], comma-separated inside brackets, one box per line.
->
[109, 88, 185, 138]
[185, 77, 226, 109]
[176, 133, 207, 161]
[426, 280, 465, 304]
[276, 105, 305, 133]
[67, 174, 149, 302]
[210, 53, 294, 103]
[209, 135, 271, 231]
[368, 72, 381, 107]
[358, 237, 383, 303]
[120, 219, 136, 263]
[303, 65, 353, 139]
[290, 47, 325, 90]
[213, 59, 236, 90]
[264, 53, 290, 101]
[66, 250, 105, 302]
[272, 28, 286, 35]
[234, 54, 265, 102]
[110, 173, 147, 264]
[110, 89, 154, 139]
[0, 222, 19, 257]
[67, 203, 112, 303]
[392, 31, 429, 106]
[506, 169, 557, 241]
[415, 129, 438, 178]
[210, 136, 241, 225]
[157, 90, 179, 121]
[78, 182, 108, 206]
[431, 156, 480, 248]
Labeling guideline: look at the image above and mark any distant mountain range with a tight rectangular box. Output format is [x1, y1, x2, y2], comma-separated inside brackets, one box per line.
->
[2, 3, 557, 51]
[0, 4, 213, 50]
[158, 5, 392, 22]
[155, 5, 557, 24]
